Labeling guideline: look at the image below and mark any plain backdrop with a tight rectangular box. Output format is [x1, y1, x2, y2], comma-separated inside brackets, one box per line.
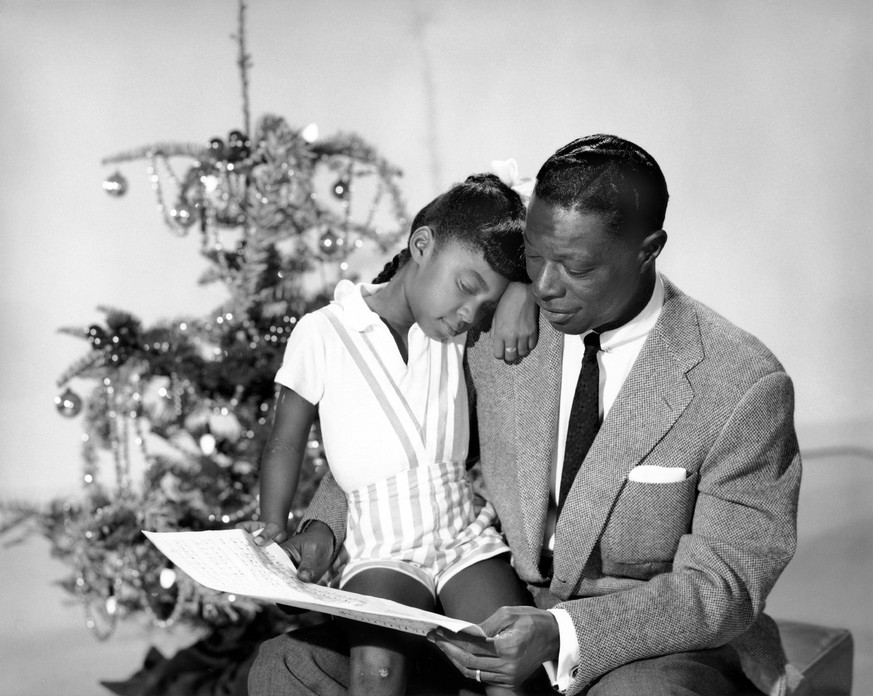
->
[0, 1, 870, 694]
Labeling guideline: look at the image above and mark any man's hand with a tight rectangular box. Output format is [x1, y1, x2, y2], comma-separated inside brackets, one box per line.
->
[428, 606, 560, 688]
[492, 282, 539, 363]
[283, 520, 335, 583]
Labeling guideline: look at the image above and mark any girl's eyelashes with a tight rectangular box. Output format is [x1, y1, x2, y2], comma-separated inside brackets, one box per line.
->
[458, 279, 475, 294]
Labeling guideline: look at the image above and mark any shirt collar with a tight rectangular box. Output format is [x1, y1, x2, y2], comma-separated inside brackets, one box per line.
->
[584, 273, 665, 352]
[330, 279, 386, 332]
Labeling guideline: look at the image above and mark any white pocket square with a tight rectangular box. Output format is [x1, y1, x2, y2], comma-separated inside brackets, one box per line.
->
[628, 465, 687, 483]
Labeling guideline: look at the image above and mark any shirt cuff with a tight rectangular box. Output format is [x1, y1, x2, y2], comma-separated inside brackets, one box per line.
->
[544, 607, 579, 692]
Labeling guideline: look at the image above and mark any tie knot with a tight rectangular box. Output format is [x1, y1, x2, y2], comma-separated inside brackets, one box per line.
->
[583, 331, 601, 354]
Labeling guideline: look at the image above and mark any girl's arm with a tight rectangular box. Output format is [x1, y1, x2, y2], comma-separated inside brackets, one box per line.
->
[249, 386, 317, 546]
[491, 281, 539, 362]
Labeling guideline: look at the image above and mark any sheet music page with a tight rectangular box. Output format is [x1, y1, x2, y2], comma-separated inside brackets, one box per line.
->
[144, 529, 487, 638]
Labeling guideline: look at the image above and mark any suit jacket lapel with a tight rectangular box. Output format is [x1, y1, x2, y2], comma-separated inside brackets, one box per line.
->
[551, 279, 703, 597]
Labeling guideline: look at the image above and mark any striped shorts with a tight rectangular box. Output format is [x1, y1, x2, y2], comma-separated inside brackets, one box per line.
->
[339, 460, 510, 597]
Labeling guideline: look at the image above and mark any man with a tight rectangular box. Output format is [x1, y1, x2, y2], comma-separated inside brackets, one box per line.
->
[250, 135, 802, 695]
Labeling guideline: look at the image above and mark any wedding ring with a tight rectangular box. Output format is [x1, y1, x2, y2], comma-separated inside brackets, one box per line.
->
[505, 346, 517, 353]
[475, 669, 481, 683]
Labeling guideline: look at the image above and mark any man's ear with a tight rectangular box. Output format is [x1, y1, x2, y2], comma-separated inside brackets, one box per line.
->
[639, 229, 667, 271]
[408, 226, 435, 265]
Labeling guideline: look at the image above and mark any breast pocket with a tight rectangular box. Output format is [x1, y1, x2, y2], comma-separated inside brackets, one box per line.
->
[599, 472, 698, 573]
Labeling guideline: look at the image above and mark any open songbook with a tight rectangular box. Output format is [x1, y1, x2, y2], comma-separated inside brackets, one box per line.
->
[144, 529, 488, 639]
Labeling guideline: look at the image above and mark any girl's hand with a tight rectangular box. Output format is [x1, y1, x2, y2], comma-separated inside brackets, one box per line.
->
[492, 282, 539, 362]
[236, 520, 289, 547]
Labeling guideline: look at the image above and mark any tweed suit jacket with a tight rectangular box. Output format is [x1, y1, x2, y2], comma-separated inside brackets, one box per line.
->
[463, 276, 802, 695]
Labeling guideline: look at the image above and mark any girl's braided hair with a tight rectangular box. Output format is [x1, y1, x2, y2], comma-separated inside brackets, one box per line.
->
[534, 134, 669, 234]
[373, 173, 527, 284]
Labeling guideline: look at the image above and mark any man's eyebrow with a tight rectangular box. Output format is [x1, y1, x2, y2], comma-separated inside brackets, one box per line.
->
[523, 233, 595, 265]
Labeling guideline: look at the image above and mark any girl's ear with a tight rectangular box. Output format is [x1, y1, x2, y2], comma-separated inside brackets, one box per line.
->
[408, 226, 436, 265]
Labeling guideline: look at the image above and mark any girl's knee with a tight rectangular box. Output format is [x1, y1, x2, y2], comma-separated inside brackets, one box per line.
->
[351, 644, 406, 682]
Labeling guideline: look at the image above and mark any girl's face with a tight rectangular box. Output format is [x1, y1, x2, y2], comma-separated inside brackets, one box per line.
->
[406, 231, 511, 341]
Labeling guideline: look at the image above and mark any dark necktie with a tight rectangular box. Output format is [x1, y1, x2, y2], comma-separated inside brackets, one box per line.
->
[558, 332, 601, 517]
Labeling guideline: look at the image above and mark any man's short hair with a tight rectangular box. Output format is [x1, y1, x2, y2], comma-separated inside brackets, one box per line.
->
[534, 134, 669, 234]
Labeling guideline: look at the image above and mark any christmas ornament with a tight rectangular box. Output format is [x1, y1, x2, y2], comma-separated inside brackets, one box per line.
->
[319, 228, 342, 255]
[169, 203, 197, 228]
[209, 137, 226, 161]
[55, 388, 83, 417]
[87, 324, 106, 348]
[147, 579, 179, 622]
[103, 171, 128, 197]
[227, 130, 251, 162]
[332, 176, 350, 200]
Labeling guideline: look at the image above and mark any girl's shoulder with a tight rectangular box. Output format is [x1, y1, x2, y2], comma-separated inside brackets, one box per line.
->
[301, 300, 352, 328]
[286, 307, 335, 343]
[290, 300, 365, 344]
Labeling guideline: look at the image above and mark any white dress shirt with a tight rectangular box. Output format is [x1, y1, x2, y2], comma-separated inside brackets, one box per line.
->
[544, 274, 665, 691]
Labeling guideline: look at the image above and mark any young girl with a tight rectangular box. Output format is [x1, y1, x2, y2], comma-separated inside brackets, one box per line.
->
[247, 173, 536, 696]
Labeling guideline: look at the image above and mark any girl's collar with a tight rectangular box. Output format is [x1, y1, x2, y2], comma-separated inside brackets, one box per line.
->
[330, 279, 387, 332]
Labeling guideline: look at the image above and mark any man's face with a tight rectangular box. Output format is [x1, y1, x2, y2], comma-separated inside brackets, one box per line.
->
[524, 197, 650, 335]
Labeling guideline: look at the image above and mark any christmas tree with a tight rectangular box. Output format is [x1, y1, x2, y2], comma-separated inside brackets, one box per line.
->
[1, 2, 407, 693]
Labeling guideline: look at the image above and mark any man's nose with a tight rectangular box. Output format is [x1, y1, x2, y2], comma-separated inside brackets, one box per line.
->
[532, 262, 562, 300]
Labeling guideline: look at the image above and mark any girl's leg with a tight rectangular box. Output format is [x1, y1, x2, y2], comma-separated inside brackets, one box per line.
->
[439, 555, 547, 696]
[342, 567, 435, 696]
[438, 554, 532, 623]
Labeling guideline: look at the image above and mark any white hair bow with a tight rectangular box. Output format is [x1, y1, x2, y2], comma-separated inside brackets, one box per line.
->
[490, 158, 535, 207]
